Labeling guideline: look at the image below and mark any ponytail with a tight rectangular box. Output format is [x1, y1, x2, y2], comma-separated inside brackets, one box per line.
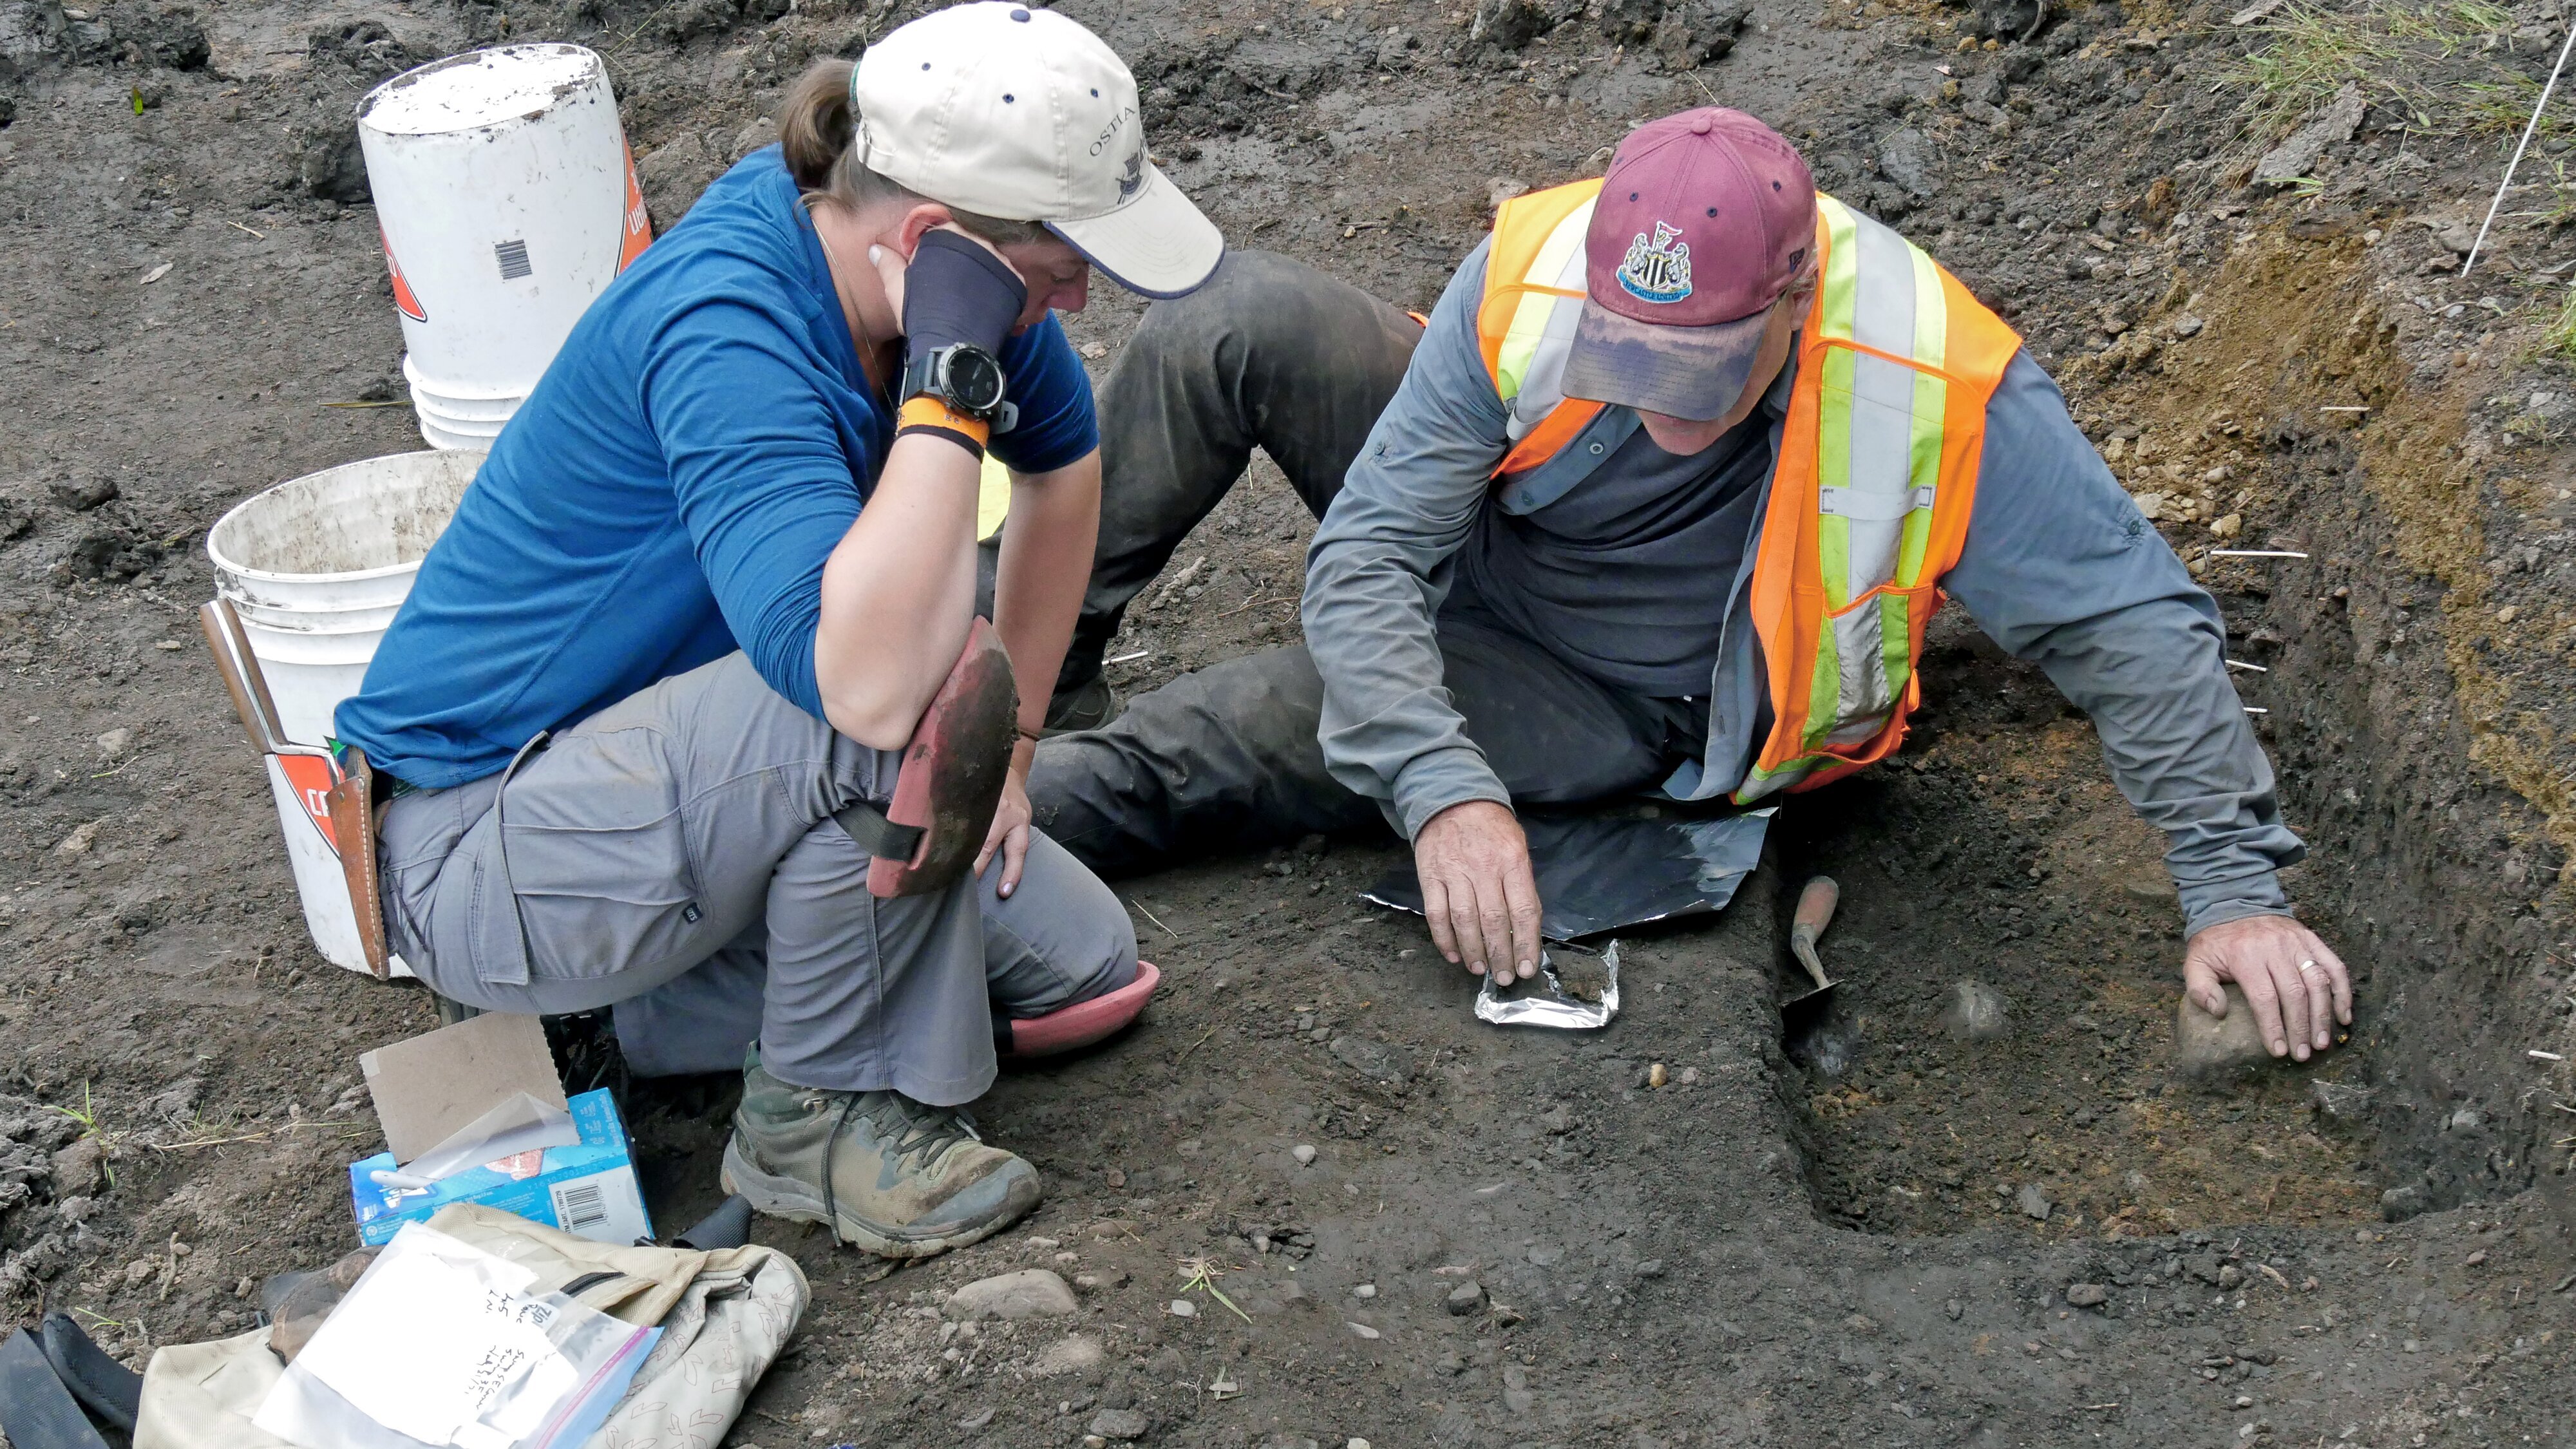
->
[773, 59, 1052, 248]
[777, 59, 857, 193]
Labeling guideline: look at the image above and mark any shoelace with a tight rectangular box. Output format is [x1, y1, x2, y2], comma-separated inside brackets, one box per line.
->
[858, 1092, 982, 1174]
[808, 1089, 983, 1246]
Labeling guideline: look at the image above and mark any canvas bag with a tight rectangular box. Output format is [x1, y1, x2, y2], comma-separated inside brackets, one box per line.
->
[134, 1203, 808, 1449]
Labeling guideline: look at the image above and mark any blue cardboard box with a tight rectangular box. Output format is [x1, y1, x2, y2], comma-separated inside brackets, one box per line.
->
[349, 1088, 652, 1246]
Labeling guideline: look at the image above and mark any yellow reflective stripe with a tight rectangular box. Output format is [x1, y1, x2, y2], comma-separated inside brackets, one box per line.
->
[1531, 198, 1595, 290]
[1814, 197, 1864, 609]
[1896, 504, 1933, 585]
[1815, 196, 1862, 342]
[1803, 626, 1841, 753]
[1817, 512, 1852, 612]
[1876, 591, 1913, 701]
[1897, 245, 1947, 587]
[1906, 245, 1946, 372]
[1492, 201, 1595, 403]
[1494, 294, 1554, 403]
[1816, 348, 1856, 612]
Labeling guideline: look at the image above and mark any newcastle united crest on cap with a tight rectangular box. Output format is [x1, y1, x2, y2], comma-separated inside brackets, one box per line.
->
[1617, 221, 1692, 304]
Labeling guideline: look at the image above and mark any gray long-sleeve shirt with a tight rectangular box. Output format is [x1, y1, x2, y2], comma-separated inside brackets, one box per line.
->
[1302, 242, 2306, 937]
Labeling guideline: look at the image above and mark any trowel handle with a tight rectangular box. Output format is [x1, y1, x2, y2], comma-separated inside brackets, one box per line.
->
[1790, 875, 1840, 950]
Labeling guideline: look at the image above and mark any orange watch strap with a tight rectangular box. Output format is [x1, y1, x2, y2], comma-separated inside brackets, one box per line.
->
[898, 394, 993, 446]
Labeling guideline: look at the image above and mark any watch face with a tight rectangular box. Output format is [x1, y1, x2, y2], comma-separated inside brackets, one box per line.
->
[944, 348, 1007, 413]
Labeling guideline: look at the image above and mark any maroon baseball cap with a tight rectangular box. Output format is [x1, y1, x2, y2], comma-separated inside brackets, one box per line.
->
[1559, 108, 1819, 422]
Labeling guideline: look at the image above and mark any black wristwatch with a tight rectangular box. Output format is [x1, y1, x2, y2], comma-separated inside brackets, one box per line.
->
[900, 343, 1017, 432]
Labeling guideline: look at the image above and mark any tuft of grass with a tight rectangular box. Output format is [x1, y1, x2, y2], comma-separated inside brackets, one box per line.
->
[2231, 1, 2401, 131]
[2225, 0, 2532, 144]
[2543, 287, 2576, 360]
[46, 1081, 124, 1188]
[1175, 1256, 1254, 1323]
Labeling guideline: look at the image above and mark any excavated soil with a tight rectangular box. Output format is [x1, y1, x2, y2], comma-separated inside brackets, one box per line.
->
[5, 0, 2576, 1441]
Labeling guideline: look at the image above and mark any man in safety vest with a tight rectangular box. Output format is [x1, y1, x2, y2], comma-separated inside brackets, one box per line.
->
[1028, 106, 2352, 1064]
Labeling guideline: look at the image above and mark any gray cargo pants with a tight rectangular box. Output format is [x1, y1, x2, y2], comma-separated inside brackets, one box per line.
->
[377, 652, 1139, 1107]
[1029, 251, 1710, 876]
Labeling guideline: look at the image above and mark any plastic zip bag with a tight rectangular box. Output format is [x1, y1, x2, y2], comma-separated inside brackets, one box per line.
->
[252, 1223, 659, 1449]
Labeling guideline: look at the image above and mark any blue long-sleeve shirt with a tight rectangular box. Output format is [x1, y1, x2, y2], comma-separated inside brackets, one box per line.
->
[337, 149, 1099, 789]
[1302, 240, 2304, 936]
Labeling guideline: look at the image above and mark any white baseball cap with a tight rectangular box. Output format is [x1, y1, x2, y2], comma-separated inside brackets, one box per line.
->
[851, 2, 1224, 299]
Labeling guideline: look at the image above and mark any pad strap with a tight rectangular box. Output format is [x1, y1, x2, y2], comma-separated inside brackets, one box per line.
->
[834, 798, 926, 863]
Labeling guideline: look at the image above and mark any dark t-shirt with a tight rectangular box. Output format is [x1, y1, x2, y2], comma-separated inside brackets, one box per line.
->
[1449, 408, 1774, 696]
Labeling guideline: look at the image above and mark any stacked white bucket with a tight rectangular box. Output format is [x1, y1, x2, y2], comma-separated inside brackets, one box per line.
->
[359, 44, 650, 451]
[206, 451, 479, 974]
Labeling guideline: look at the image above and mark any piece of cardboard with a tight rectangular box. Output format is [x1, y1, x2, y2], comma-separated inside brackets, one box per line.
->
[359, 1012, 569, 1166]
[350, 1089, 652, 1246]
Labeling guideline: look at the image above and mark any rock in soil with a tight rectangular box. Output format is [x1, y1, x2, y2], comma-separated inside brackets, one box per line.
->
[1446, 1282, 1485, 1314]
[2311, 1079, 2376, 1128]
[45, 477, 117, 511]
[48, 1137, 103, 1197]
[1090, 1407, 1150, 1440]
[2016, 1182, 2053, 1220]
[1034, 1334, 1106, 1376]
[944, 1268, 1078, 1321]
[1328, 1035, 1408, 1082]
[2174, 983, 2273, 1086]
[2065, 1282, 2108, 1307]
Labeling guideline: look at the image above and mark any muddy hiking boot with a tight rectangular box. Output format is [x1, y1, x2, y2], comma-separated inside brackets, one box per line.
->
[721, 1053, 1040, 1257]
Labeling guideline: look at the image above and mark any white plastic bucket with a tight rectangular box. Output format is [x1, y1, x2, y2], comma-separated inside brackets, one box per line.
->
[404, 355, 524, 450]
[403, 357, 522, 421]
[359, 43, 650, 446]
[205, 450, 479, 747]
[207, 450, 478, 977]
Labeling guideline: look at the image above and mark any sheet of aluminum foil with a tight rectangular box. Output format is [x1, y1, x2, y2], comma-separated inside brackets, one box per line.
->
[1473, 941, 1620, 1030]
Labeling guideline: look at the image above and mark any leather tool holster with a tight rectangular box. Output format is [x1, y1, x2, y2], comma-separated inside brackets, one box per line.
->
[199, 600, 393, 978]
[838, 616, 1019, 899]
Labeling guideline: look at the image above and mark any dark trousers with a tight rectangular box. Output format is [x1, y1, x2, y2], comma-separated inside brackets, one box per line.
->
[1029, 252, 1706, 877]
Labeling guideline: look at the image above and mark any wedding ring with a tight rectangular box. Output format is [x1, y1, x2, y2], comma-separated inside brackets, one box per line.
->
[2297, 959, 2319, 976]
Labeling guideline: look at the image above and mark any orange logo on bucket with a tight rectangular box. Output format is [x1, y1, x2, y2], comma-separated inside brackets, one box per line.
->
[617, 139, 652, 273]
[381, 226, 428, 323]
[278, 753, 340, 851]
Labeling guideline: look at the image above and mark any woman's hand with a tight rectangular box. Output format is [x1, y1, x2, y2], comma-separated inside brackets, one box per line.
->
[976, 745, 1036, 898]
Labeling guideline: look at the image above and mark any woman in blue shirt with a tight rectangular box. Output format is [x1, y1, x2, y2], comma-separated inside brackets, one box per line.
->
[338, 4, 1222, 1257]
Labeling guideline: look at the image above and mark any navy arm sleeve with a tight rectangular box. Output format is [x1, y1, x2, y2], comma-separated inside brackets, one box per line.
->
[1942, 352, 2307, 936]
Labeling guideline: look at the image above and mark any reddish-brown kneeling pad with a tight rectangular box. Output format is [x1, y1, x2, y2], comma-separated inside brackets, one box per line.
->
[869, 616, 1020, 898]
[1000, 961, 1160, 1060]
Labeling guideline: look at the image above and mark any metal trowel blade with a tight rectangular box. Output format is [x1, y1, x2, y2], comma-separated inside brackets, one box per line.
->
[1781, 944, 1839, 1036]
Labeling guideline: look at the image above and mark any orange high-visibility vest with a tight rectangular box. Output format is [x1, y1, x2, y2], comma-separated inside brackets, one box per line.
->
[1475, 180, 2023, 802]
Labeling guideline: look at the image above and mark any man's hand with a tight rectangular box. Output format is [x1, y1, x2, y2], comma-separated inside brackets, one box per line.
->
[2183, 914, 2353, 1061]
[976, 755, 1034, 898]
[1414, 800, 1544, 983]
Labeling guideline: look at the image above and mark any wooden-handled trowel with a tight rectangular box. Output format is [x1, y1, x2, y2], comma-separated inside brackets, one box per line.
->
[1783, 875, 1841, 1034]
